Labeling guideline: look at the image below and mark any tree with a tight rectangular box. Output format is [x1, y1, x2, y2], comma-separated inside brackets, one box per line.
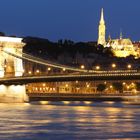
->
[112, 82, 123, 93]
[0, 32, 5, 36]
[97, 84, 106, 92]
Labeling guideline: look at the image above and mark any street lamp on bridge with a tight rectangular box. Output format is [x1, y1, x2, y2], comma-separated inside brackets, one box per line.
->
[48, 67, 51, 71]
[80, 65, 85, 69]
[111, 63, 116, 69]
[127, 64, 132, 69]
[95, 65, 100, 70]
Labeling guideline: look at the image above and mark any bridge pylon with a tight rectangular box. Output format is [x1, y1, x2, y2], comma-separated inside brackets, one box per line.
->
[0, 36, 25, 77]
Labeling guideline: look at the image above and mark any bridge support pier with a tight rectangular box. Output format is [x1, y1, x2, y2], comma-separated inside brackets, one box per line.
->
[0, 85, 29, 103]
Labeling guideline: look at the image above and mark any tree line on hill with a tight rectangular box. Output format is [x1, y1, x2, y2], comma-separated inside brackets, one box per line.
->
[22, 36, 114, 59]
[0, 32, 139, 69]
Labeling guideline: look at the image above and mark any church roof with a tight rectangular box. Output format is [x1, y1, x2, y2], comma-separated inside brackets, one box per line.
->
[110, 38, 133, 46]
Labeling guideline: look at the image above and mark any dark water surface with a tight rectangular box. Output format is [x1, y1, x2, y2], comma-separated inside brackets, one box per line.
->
[0, 101, 140, 140]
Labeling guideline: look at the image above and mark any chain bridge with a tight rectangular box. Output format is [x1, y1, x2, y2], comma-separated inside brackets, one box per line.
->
[0, 36, 140, 103]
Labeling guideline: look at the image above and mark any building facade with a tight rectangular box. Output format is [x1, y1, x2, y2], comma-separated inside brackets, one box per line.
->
[98, 8, 139, 58]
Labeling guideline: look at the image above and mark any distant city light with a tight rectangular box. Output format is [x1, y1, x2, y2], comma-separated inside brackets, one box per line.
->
[36, 70, 40, 73]
[86, 84, 90, 88]
[48, 67, 51, 71]
[43, 83, 46, 87]
[80, 65, 85, 69]
[76, 80, 78, 83]
[123, 82, 126, 85]
[112, 63, 116, 68]
[28, 71, 32, 74]
[127, 64, 132, 69]
[65, 84, 68, 87]
[96, 66, 100, 70]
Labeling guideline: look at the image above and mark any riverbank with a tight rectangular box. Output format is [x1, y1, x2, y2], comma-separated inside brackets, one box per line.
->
[28, 94, 140, 103]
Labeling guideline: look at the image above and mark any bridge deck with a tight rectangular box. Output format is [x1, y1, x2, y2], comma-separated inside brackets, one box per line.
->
[0, 72, 140, 84]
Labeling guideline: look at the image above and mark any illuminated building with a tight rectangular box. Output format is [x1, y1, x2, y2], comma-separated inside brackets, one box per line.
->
[98, 8, 139, 58]
[98, 8, 106, 46]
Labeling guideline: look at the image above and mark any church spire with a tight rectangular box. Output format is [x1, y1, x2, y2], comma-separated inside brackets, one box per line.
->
[98, 8, 106, 45]
[100, 8, 105, 24]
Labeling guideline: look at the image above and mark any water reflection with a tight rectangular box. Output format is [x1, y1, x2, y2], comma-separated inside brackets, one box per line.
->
[0, 102, 140, 140]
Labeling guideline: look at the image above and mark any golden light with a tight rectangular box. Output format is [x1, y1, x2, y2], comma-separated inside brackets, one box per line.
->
[28, 71, 32, 74]
[96, 66, 100, 70]
[62, 101, 70, 105]
[133, 89, 137, 94]
[131, 82, 135, 86]
[63, 68, 66, 71]
[123, 82, 126, 85]
[127, 64, 132, 69]
[48, 67, 51, 71]
[36, 70, 40, 73]
[84, 101, 92, 105]
[43, 83, 46, 87]
[76, 80, 78, 84]
[80, 65, 85, 69]
[112, 63, 116, 68]
[65, 84, 68, 87]
[127, 86, 130, 89]
[40, 101, 49, 105]
[110, 85, 113, 88]
[86, 84, 90, 88]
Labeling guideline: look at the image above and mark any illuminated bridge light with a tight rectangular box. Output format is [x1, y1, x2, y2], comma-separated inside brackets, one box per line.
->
[127, 64, 132, 69]
[48, 67, 51, 71]
[96, 66, 100, 70]
[65, 84, 68, 87]
[84, 101, 92, 105]
[112, 63, 116, 68]
[62, 101, 70, 105]
[80, 65, 85, 69]
[63, 68, 66, 71]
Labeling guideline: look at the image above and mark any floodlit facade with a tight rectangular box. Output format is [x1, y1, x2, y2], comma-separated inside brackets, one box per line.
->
[107, 37, 138, 57]
[98, 8, 139, 58]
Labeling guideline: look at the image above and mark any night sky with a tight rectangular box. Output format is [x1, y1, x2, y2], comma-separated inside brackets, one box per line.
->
[0, 0, 140, 42]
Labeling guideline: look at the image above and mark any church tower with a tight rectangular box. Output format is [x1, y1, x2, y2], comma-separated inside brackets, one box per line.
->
[98, 8, 106, 46]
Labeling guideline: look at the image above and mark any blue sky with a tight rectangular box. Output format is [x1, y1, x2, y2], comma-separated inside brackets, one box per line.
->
[0, 0, 140, 41]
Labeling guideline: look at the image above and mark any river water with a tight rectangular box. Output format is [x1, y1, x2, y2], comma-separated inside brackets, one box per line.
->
[0, 101, 140, 140]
